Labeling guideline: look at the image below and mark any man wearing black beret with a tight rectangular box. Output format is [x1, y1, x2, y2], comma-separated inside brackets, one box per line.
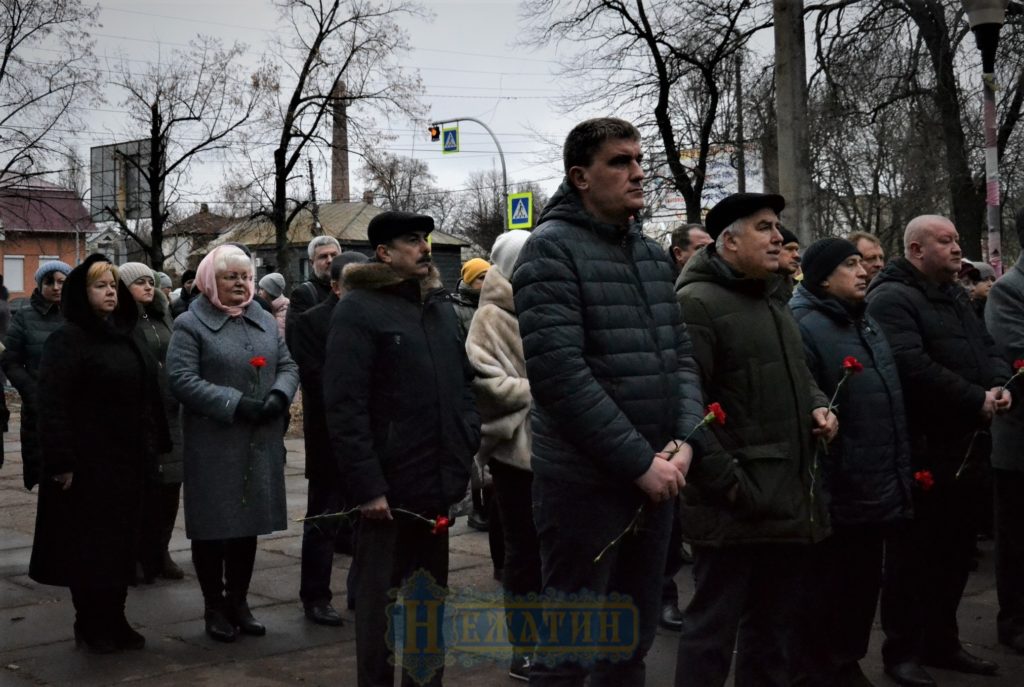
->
[674, 191, 837, 686]
[322, 210, 481, 686]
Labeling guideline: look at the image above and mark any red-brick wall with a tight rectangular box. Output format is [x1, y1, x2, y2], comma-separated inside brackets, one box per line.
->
[1, 232, 86, 297]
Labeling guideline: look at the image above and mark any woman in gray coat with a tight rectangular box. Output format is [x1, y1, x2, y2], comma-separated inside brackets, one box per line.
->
[167, 244, 298, 643]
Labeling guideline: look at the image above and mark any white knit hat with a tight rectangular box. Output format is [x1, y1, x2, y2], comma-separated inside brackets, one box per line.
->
[118, 262, 155, 286]
[490, 230, 532, 280]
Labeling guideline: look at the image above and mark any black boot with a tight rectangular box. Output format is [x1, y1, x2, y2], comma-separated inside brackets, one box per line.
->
[73, 620, 118, 654]
[204, 599, 238, 643]
[111, 616, 145, 651]
[226, 593, 265, 636]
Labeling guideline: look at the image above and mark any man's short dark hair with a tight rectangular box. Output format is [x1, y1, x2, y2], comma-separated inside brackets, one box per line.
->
[670, 223, 706, 251]
[563, 118, 641, 176]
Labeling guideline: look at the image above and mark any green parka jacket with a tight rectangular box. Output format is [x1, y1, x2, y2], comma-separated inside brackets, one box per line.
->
[675, 245, 831, 546]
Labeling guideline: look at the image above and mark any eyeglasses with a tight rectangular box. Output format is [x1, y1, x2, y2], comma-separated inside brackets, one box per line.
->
[218, 273, 253, 283]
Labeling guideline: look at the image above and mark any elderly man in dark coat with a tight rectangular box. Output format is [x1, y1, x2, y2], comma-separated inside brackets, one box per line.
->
[513, 118, 706, 687]
[867, 214, 1010, 685]
[674, 192, 836, 687]
[324, 211, 479, 687]
[986, 208, 1024, 657]
[291, 251, 367, 627]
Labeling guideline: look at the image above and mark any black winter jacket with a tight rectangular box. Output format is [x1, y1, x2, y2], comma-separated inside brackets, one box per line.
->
[2, 290, 64, 488]
[866, 258, 1009, 478]
[291, 292, 339, 482]
[790, 285, 912, 526]
[323, 263, 480, 514]
[511, 180, 706, 489]
[286, 278, 332, 350]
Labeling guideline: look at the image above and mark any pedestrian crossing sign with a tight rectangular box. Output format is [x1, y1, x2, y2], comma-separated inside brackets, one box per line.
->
[508, 192, 533, 229]
[442, 126, 459, 154]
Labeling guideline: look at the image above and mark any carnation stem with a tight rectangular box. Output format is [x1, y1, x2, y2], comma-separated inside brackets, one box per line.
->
[593, 505, 644, 564]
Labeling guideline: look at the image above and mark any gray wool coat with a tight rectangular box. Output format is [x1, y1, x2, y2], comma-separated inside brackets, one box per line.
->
[167, 295, 299, 540]
[986, 256, 1024, 472]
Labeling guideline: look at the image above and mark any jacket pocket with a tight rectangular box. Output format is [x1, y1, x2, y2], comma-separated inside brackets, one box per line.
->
[732, 441, 799, 521]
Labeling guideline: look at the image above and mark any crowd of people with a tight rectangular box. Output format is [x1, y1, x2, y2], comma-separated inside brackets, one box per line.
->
[2, 115, 1023, 687]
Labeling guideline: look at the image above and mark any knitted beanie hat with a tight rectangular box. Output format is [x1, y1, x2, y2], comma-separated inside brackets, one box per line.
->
[801, 238, 861, 288]
[490, 231, 531, 280]
[461, 258, 490, 285]
[156, 272, 172, 289]
[258, 272, 286, 299]
[34, 260, 72, 289]
[118, 262, 154, 287]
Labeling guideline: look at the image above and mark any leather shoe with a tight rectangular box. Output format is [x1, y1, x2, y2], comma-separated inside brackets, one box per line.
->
[883, 660, 936, 687]
[659, 604, 683, 631]
[203, 606, 237, 643]
[922, 647, 998, 675]
[304, 603, 344, 627]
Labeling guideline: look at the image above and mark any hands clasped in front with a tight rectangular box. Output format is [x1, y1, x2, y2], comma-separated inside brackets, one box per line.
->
[980, 387, 1013, 421]
[235, 391, 290, 424]
[635, 440, 693, 503]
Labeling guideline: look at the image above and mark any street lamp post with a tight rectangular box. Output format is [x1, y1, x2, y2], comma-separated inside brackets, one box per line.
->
[963, 0, 1009, 275]
[430, 117, 509, 229]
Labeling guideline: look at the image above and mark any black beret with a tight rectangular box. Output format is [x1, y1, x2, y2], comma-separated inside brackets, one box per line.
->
[705, 192, 786, 239]
[801, 238, 860, 289]
[779, 226, 800, 246]
[367, 211, 434, 248]
[181, 269, 196, 286]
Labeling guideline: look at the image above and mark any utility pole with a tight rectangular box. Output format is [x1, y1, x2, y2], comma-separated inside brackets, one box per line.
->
[735, 47, 746, 194]
[774, 0, 815, 243]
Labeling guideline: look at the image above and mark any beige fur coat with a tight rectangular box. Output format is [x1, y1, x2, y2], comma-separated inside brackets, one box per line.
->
[465, 266, 532, 471]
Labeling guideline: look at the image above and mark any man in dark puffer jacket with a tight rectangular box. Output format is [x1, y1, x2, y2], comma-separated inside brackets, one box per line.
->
[512, 117, 706, 686]
[866, 214, 1010, 685]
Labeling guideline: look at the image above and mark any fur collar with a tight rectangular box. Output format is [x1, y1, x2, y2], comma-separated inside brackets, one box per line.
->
[342, 261, 444, 301]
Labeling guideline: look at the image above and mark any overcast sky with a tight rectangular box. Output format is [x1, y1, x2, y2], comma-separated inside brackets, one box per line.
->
[48, 0, 597, 212]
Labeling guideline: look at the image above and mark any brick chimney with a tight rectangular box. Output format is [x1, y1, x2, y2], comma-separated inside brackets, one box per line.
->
[362, 189, 374, 205]
[331, 80, 350, 203]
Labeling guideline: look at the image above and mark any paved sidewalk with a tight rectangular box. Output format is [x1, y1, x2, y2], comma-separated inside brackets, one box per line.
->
[2, 402, 1023, 686]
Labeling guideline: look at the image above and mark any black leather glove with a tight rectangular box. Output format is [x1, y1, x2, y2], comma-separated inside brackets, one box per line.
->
[260, 391, 289, 422]
[235, 396, 264, 423]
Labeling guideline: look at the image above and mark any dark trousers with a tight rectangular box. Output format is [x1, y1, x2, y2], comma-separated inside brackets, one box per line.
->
[531, 475, 672, 687]
[70, 585, 128, 638]
[881, 480, 977, 664]
[299, 475, 356, 607]
[662, 500, 684, 606]
[138, 481, 180, 576]
[674, 544, 808, 687]
[354, 516, 449, 687]
[995, 468, 1024, 643]
[191, 536, 258, 604]
[792, 525, 886, 685]
[490, 460, 542, 651]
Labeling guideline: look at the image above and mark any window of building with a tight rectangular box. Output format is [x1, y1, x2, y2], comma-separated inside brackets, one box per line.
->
[3, 256, 25, 294]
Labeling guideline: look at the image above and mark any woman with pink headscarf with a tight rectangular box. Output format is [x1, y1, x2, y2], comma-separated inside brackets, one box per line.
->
[167, 245, 299, 644]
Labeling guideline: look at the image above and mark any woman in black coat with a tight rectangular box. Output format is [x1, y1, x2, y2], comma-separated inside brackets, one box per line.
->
[790, 239, 913, 686]
[29, 254, 170, 654]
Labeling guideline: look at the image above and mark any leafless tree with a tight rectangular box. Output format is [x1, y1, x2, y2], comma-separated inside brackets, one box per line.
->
[103, 35, 269, 269]
[239, 0, 426, 284]
[808, 0, 1024, 258]
[359, 148, 438, 215]
[454, 169, 548, 254]
[0, 0, 99, 188]
[520, 0, 771, 222]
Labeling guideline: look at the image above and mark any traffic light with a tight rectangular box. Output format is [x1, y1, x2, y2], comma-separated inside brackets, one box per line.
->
[428, 124, 441, 142]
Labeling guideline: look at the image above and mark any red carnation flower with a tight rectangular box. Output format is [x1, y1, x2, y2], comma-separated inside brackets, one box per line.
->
[1014, 359, 1024, 371]
[249, 356, 267, 368]
[707, 402, 726, 425]
[914, 470, 935, 492]
[842, 356, 864, 374]
[431, 515, 450, 535]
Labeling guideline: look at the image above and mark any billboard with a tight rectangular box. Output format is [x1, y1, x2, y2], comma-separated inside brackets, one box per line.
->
[90, 139, 153, 221]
